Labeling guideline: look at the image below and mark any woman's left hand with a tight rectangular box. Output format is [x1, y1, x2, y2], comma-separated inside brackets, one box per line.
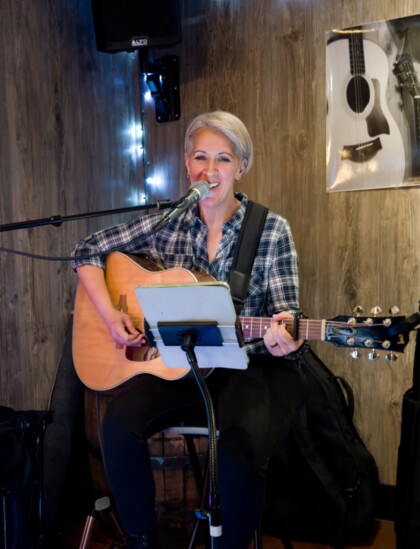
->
[263, 312, 304, 357]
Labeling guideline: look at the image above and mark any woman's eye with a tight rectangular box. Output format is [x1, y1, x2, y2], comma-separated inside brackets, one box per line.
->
[194, 155, 206, 161]
[218, 156, 231, 163]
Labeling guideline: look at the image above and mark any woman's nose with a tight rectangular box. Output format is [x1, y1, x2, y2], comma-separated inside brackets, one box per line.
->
[203, 159, 217, 174]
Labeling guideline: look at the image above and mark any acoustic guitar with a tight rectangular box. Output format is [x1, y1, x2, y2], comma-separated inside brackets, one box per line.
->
[72, 252, 409, 391]
[326, 32, 405, 190]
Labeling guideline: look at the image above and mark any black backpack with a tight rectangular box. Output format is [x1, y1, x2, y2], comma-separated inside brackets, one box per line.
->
[262, 348, 380, 547]
[0, 406, 53, 549]
[230, 201, 380, 548]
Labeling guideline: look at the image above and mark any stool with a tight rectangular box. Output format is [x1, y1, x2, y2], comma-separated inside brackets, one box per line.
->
[79, 426, 263, 548]
[78, 496, 126, 549]
[162, 426, 263, 549]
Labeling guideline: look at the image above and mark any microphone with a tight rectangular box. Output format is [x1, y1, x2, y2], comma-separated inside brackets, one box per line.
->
[153, 181, 210, 231]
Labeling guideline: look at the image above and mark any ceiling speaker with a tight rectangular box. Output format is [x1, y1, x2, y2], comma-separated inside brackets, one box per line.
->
[91, 0, 182, 53]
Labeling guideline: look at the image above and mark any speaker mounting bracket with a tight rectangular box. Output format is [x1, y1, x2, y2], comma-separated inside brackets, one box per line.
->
[140, 52, 180, 123]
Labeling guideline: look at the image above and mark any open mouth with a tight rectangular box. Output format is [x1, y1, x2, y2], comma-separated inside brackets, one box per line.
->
[209, 182, 220, 189]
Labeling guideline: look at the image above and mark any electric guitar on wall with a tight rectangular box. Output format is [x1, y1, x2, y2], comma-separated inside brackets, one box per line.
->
[326, 31, 406, 191]
[72, 253, 409, 391]
[393, 53, 420, 178]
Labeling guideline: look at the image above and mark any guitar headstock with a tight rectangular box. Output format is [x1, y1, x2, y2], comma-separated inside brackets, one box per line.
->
[393, 54, 420, 97]
[325, 306, 409, 361]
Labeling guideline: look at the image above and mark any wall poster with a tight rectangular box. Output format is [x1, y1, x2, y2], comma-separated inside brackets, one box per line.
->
[326, 14, 420, 192]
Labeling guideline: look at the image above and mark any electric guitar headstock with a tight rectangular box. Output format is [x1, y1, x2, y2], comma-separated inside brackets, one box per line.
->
[324, 305, 410, 361]
[393, 54, 420, 97]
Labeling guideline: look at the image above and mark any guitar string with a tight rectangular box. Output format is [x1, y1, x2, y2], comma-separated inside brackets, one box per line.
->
[353, 29, 363, 149]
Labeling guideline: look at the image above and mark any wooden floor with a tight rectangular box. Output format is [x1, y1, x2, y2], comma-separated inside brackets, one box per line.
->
[262, 520, 395, 549]
[57, 518, 396, 548]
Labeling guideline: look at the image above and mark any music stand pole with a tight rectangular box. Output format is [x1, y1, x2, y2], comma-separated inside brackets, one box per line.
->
[181, 333, 222, 546]
[136, 281, 250, 545]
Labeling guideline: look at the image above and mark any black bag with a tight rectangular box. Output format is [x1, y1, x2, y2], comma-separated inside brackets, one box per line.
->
[263, 347, 380, 548]
[0, 405, 53, 549]
[229, 199, 379, 547]
[395, 318, 420, 549]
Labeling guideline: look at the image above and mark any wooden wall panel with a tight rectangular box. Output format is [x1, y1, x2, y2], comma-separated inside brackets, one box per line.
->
[0, 0, 419, 488]
[143, 0, 420, 486]
[0, 1, 144, 408]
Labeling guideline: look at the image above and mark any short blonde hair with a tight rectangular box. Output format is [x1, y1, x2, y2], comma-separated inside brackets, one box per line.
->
[184, 111, 253, 173]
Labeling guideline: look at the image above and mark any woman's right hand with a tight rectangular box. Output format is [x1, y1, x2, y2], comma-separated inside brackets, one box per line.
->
[104, 308, 147, 347]
[76, 264, 147, 347]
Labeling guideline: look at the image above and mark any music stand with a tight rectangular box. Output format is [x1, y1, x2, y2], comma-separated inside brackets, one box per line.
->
[135, 281, 248, 545]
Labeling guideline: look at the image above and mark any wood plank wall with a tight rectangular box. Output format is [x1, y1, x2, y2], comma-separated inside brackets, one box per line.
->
[0, 0, 419, 491]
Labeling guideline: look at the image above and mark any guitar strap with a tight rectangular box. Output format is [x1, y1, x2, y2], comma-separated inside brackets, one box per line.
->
[229, 200, 268, 315]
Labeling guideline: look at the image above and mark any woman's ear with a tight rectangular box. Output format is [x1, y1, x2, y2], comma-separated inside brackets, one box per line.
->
[184, 152, 190, 174]
[236, 159, 247, 179]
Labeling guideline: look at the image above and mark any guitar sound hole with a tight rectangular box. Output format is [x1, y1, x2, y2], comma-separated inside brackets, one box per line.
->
[347, 75, 370, 113]
[125, 345, 160, 362]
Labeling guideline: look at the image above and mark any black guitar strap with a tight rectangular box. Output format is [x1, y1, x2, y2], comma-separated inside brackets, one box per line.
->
[229, 200, 268, 315]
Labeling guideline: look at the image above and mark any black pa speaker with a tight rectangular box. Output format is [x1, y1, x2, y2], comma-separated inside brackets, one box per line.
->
[91, 0, 182, 53]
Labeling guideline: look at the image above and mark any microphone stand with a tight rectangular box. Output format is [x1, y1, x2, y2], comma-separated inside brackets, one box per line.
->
[0, 199, 174, 547]
[0, 200, 173, 232]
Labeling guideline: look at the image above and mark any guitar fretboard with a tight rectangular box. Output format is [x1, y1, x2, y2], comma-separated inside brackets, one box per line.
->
[240, 317, 325, 341]
[349, 32, 365, 75]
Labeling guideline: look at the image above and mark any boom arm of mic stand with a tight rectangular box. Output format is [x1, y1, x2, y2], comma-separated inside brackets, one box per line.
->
[0, 200, 173, 233]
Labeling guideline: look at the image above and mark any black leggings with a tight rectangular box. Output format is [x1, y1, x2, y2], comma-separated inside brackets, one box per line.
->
[101, 355, 305, 549]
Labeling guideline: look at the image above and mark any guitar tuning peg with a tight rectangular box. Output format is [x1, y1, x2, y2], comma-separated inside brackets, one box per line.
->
[389, 306, 400, 316]
[386, 351, 398, 362]
[353, 305, 364, 316]
[349, 349, 360, 360]
[370, 306, 382, 316]
[368, 350, 380, 361]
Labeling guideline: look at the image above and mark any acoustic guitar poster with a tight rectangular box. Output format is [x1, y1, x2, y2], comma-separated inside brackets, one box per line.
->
[326, 14, 420, 192]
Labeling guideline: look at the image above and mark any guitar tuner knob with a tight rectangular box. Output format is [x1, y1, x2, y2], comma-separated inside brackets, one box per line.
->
[383, 318, 392, 327]
[368, 350, 380, 361]
[389, 306, 400, 316]
[386, 352, 398, 362]
[381, 340, 391, 349]
[353, 305, 364, 316]
[370, 306, 382, 316]
[350, 349, 360, 359]
[346, 337, 356, 347]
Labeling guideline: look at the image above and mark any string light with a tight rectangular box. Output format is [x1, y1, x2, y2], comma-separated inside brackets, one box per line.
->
[127, 189, 147, 205]
[126, 122, 144, 160]
[146, 173, 164, 188]
[144, 89, 153, 103]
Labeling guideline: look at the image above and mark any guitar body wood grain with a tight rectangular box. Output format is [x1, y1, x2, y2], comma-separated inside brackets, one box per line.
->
[72, 253, 208, 390]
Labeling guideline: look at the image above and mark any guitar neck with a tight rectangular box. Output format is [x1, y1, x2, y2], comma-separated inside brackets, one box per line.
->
[349, 31, 365, 75]
[240, 314, 409, 354]
[414, 97, 420, 150]
[240, 317, 324, 341]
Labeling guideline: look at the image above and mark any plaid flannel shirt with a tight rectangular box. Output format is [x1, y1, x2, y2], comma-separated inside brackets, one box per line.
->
[72, 193, 300, 355]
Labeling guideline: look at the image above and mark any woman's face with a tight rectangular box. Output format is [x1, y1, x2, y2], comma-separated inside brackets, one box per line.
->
[185, 129, 246, 211]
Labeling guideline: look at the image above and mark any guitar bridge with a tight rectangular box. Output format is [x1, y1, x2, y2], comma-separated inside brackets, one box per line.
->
[341, 137, 382, 163]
